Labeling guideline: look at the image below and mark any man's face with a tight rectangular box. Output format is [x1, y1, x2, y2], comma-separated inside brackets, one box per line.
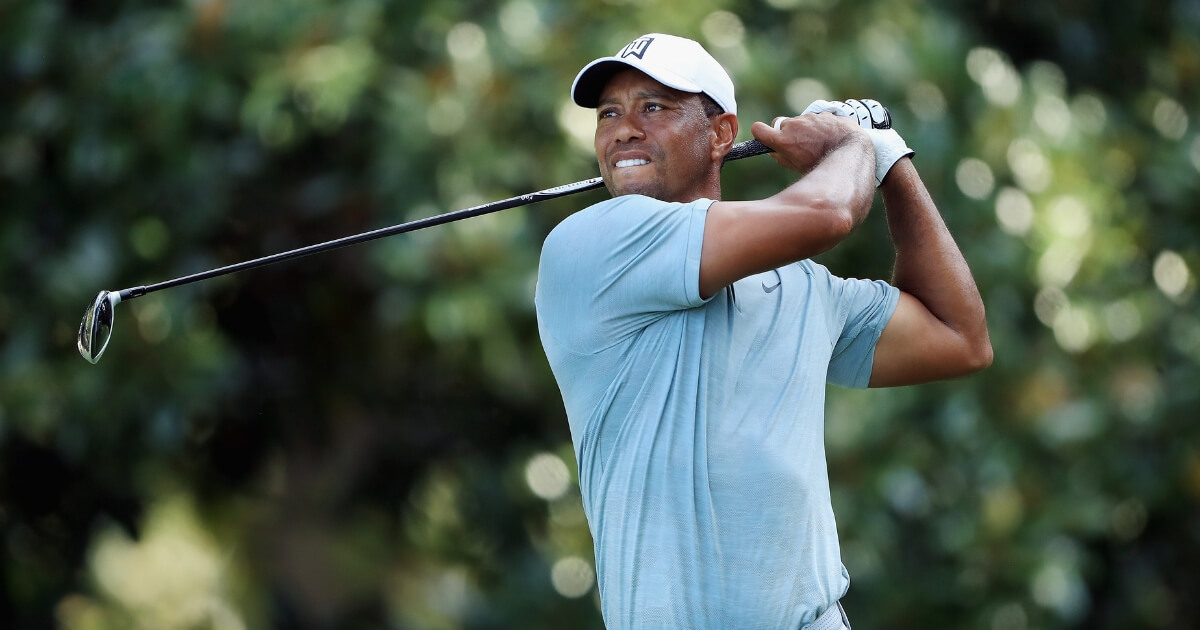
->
[594, 68, 717, 203]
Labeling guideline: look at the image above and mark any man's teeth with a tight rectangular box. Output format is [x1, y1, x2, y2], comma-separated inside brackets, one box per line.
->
[615, 159, 649, 168]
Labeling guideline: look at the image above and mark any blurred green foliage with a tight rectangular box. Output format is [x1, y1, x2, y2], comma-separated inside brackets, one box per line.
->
[1, 0, 1198, 628]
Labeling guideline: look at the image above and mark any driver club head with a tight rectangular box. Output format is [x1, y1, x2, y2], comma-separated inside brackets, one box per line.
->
[78, 290, 121, 364]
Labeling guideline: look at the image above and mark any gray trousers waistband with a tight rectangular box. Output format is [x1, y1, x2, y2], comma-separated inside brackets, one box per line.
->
[803, 602, 850, 630]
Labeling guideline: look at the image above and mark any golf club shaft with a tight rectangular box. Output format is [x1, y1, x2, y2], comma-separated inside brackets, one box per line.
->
[117, 139, 773, 301]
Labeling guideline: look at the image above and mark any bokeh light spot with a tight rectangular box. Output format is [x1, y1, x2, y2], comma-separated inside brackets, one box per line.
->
[1034, 95, 1072, 141]
[1053, 305, 1094, 353]
[427, 97, 466, 136]
[701, 11, 745, 48]
[1071, 94, 1107, 134]
[861, 21, 911, 79]
[1151, 97, 1188, 140]
[1102, 299, 1142, 342]
[550, 556, 594, 598]
[906, 81, 946, 121]
[1032, 563, 1089, 620]
[1152, 250, 1190, 299]
[1028, 60, 1066, 96]
[1047, 196, 1091, 239]
[1034, 287, 1067, 326]
[965, 48, 999, 83]
[956, 157, 994, 200]
[446, 22, 492, 87]
[295, 39, 377, 129]
[558, 100, 596, 154]
[995, 187, 1034, 235]
[1037, 242, 1085, 289]
[785, 78, 831, 115]
[499, 1, 545, 55]
[525, 452, 570, 500]
[1008, 138, 1052, 192]
[447, 22, 487, 60]
[966, 47, 1020, 106]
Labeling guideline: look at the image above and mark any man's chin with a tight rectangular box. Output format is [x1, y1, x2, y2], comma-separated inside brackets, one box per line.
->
[607, 180, 664, 200]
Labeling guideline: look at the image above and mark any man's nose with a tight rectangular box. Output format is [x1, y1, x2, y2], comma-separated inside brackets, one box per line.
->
[612, 112, 645, 143]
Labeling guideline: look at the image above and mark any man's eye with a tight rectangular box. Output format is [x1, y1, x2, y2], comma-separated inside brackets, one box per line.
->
[646, 103, 665, 112]
[599, 109, 618, 119]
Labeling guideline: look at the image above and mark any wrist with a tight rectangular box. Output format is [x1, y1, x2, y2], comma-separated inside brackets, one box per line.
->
[879, 155, 915, 187]
[833, 127, 873, 158]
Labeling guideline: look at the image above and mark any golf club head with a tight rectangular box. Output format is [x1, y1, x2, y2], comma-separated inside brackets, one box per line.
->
[78, 290, 120, 364]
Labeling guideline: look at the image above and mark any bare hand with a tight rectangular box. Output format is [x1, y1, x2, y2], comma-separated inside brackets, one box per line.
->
[749, 113, 867, 175]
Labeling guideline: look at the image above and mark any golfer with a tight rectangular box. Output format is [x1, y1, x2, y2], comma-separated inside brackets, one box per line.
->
[535, 33, 991, 629]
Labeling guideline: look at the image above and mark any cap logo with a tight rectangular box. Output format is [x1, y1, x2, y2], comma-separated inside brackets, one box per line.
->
[618, 36, 654, 60]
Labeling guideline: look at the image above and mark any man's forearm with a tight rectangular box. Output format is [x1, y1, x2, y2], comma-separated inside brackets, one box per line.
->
[698, 124, 875, 299]
[772, 130, 876, 233]
[881, 159, 989, 346]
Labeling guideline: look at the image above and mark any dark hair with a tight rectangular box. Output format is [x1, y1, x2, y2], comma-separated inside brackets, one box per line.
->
[699, 93, 724, 118]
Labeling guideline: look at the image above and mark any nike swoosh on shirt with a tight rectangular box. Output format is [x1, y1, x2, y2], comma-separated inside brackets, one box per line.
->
[762, 279, 781, 293]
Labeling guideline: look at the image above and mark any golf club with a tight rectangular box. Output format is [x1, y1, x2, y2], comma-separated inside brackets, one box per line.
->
[78, 138, 772, 364]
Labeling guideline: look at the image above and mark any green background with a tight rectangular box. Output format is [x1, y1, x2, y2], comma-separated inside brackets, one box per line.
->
[2, 0, 1198, 628]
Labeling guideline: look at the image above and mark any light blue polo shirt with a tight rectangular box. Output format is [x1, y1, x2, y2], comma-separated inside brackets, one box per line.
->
[535, 194, 899, 629]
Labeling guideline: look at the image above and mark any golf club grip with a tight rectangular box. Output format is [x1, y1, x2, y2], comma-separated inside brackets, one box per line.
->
[724, 139, 773, 162]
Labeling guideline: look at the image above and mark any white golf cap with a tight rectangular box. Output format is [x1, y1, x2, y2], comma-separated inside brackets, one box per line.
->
[571, 33, 737, 115]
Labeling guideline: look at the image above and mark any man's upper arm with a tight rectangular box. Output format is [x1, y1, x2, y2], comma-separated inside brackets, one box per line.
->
[868, 291, 991, 387]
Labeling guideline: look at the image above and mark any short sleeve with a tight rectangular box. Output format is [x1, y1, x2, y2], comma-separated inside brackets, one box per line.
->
[535, 195, 714, 354]
[811, 264, 900, 389]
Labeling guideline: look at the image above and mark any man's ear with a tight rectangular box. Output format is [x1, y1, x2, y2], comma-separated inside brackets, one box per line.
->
[711, 112, 739, 162]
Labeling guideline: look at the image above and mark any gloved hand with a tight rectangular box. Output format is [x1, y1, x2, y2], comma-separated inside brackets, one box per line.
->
[801, 98, 914, 186]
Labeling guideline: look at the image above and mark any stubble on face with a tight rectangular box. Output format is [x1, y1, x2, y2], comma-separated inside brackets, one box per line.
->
[593, 70, 717, 203]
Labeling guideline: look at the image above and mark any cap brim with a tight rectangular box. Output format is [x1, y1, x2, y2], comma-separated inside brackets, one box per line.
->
[571, 57, 704, 108]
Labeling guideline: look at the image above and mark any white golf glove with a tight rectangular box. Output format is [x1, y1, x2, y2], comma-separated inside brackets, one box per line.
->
[801, 98, 914, 186]
[800, 99, 858, 118]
